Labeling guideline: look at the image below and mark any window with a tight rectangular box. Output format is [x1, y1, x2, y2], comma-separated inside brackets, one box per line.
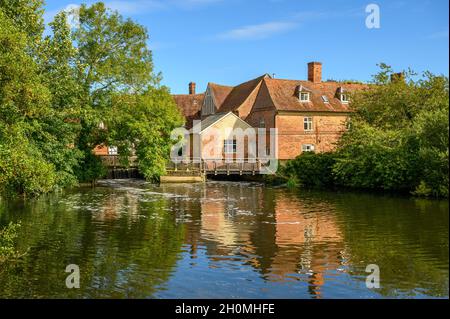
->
[304, 117, 313, 131]
[108, 146, 118, 155]
[300, 92, 310, 102]
[259, 117, 266, 128]
[224, 140, 237, 154]
[340, 94, 349, 103]
[322, 95, 329, 103]
[302, 144, 315, 152]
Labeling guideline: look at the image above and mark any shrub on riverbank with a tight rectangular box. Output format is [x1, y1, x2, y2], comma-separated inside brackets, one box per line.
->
[282, 152, 337, 188]
[282, 66, 449, 198]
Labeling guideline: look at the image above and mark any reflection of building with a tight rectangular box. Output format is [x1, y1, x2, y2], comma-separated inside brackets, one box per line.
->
[270, 196, 344, 298]
[180, 184, 346, 298]
[89, 187, 141, 222]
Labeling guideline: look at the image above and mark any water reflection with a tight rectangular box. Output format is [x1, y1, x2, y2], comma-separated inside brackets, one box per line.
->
[0, 180, 448, 299]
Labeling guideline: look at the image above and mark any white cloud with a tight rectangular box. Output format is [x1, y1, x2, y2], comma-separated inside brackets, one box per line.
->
[218, 21, 297, 40]
[43, 3, 81, 27]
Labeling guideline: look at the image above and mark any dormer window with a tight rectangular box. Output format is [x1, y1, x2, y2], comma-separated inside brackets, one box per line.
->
[337, 87, 350, 104]
[300, 92, 310, 102]
[340, 94, 349, 103]
[297, 85, 311, 102]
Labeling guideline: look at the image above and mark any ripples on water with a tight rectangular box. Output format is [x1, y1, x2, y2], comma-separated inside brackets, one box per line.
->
[0, 179, 448, 299]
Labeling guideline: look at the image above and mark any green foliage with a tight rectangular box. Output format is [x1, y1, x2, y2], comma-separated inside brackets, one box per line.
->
[0, 9, 57, 195]
[283, 64, 449, 198]
[0, 128, 56, 195]
[75, 150, 106, 183]
[333, 123, 415, 191]
[108, 87, 184, 181]
[70, 2, 174, 182]
[0, 222, 21, 263]
[1, 1, 183, 194]
[283, 152, 337, 188]
[0, 0, 45, 41]
[337, 64, 449, 197]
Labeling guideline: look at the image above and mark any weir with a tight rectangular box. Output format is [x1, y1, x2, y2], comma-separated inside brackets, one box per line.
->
[99, 155, 142, 179]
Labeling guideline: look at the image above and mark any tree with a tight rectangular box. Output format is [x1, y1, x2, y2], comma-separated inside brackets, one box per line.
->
[334, 65, 449, 197]
[70, 3, 163, 182]
[108, 87, 184, 181]
[69, 2, 182, 182]
[35, 11, 84, 187]
[0, 0, 45, 41]
[1, 1, 186, 194]
[0, 9, 57, 195]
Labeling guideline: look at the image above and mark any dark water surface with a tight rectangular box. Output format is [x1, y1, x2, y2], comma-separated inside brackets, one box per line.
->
[0, 179, 448, 299]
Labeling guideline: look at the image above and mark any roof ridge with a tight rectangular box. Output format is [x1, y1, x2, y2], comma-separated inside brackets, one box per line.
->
[261, 76, 278, 110]
[172, 93, 205, 96]
[208, 82, 234, 88]
[218, 74, 268, 113]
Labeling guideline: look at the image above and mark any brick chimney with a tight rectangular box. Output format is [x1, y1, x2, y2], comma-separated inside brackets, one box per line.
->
[189, 82, 196, 95]
[308, 62, 322, 83]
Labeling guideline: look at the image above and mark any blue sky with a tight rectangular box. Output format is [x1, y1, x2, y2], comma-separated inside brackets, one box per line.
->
[44, 0, 449, 94]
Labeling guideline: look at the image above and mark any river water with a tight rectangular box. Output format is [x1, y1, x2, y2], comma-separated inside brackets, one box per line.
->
[0, 179, 448, 299]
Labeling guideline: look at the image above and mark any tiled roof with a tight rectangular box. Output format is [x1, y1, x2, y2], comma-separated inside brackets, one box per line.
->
[218, 74, 269, 113]
[172, 93, 204, 128]
[172, 74, 369, 127]
[260, 78, 369, 112]
[209, 83, 233, 108]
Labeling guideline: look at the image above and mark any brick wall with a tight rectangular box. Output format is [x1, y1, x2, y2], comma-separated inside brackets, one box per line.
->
[275, 113, 348, 160]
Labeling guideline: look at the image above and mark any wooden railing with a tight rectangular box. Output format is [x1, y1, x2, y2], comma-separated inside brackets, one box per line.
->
[166, 158, 274, 176]
[100, 156, 275, 175]
[99, 155, 138, 168]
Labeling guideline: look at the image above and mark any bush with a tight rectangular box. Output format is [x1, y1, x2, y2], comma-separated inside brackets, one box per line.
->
[0, 132, 57, 196]
[282, 152, 337, 188]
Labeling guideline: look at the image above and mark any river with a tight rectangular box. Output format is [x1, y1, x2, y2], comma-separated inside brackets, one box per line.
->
[0, 179, 448, 298]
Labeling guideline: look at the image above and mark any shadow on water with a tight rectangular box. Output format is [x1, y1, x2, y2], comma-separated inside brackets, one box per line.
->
[0, 180, 448, 298]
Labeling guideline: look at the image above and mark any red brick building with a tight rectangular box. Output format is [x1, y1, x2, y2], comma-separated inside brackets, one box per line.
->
[173, 62, 368, 161]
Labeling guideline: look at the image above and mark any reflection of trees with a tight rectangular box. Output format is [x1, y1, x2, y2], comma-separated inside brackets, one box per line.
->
[0, 187, 185, 298]
[329, 193, 449, 298]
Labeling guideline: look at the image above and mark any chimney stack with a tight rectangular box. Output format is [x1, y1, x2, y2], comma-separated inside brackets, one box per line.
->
[308, 62, 322, 83]
[189, 82, 196, 95]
